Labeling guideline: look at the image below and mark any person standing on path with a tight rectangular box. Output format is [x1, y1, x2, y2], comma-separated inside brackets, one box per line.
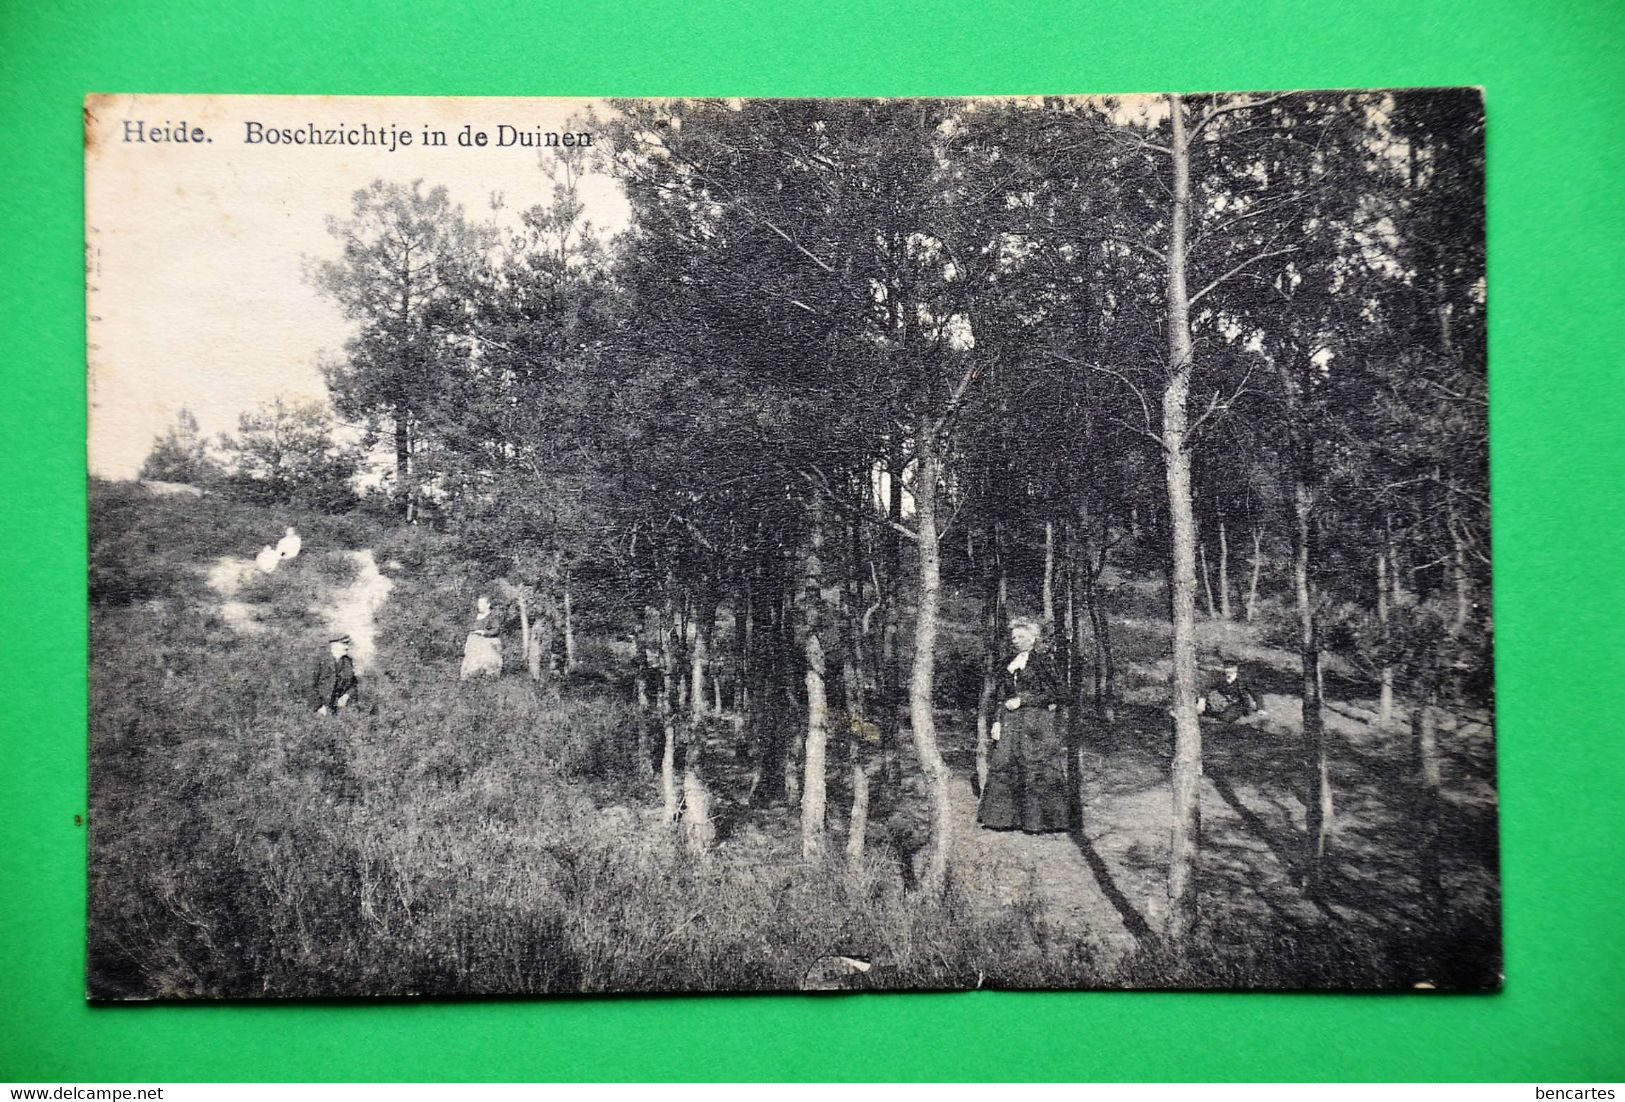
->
[310, 633, 360, 715]
[977, 616, 1070, 834]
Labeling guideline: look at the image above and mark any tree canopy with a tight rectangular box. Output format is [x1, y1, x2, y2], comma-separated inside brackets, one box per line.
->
[305, 91, 1490, 928]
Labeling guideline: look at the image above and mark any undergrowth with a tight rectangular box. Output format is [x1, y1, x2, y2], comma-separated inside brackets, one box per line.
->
[87, 482, 1499, 998]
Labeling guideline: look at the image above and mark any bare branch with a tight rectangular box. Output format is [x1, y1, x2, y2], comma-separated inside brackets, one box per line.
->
[1103, 413, 1167, 449]
[660, 511, 718, 553]
[1043, 348, 1161, 444]
[659, 143, 841, 276]
[1186, 361, 1257, 440]
[1190, 191, 1309, 254]
[750, 209, 839, 275]
[1190, 92, 1296, 140]
[790, 466, 920, 544]
[1188, 247, 1299, 308]
[468, 332, 548, 369]
[1102, 127, 1172, 157]
[1099, 231, 1168, 264]
[932, 359, 985, 435]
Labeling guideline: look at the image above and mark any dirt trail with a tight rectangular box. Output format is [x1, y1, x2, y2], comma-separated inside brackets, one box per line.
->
[323, 550, 392, 671]
[205, 548, 392, 670]
[204, 556, 262, 634]
[947, 769, 1148, 963]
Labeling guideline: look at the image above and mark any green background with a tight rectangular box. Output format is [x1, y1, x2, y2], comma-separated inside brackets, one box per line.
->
[3, 0, 1621, 1082]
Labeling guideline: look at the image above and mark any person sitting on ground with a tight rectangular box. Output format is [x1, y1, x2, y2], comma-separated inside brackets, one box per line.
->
[254, 544, 280, 574]
[310, 633, 360, 715]
[1198, 657, 1264, 722]
[276, 525, 302, 561]
[459, 594, 504, 680]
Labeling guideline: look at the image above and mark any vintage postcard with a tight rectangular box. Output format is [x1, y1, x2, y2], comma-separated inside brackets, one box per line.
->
[85, 91, 1497, 998]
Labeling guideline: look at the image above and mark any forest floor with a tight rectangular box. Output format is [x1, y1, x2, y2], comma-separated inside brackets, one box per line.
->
[91, 483, 1501, 994]
[217, 540, 1499, 984]
[655, 588, 1499, 987]
[946, 766, 1149, 962]
[932, 593, 1500, 986]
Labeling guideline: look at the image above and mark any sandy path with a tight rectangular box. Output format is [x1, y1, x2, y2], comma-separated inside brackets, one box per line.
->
[322, 550, 393, 671]
[204, 555, 263, 634]
[948, 771, 1147, 963]
[205, 548, 393, 670]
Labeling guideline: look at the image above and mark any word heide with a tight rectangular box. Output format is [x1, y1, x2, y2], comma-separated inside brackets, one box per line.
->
[121, 120, 208, 143]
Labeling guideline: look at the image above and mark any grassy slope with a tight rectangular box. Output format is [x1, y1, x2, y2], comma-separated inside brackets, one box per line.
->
[88, 483, 1087, 997]
[87, 482, 1499, 997]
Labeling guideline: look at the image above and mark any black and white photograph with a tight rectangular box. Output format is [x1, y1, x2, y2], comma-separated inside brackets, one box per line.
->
[84, 91, 1496, 999]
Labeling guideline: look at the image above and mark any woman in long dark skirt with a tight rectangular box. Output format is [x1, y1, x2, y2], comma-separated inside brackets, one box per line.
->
[977, 616, 1070, 833]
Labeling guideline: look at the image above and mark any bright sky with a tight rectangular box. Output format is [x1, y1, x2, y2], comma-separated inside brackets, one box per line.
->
[83, 93, 1205, 480]
[85, 94, 628, 478]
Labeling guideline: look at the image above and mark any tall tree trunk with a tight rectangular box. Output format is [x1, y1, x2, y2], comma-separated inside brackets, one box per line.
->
[1446, 473, 1471, 633]
[690, 588, 716, 718]
[681, 585, 718, 851]
[1412, 679, 1443, 792]
[681, 735, 714, 859]
[633, 616, 654, 779]
[1042, 519, 1056, 623]
[735, 582, 752, 722]
[910, 417, 953, 894]
[518, 594, 536, 682]
[1091, 596, 1116, 723]
[1245, 525, 1264, 622]
[879, 443, 906, 785]
[1217, 514, 1232, 620]
[658, 577, 680, 824]
[1410, 671, 1444, 920]
[1198, 534, 1217, 620]
[1073, 522, 1100, 711]
[846, 757, 872, 863]
[842, 524, 873, 862]
[778, 588, 802, 805]
[974, 519, 1006, 794]
[1079, 507, 1117, 722]
[1377, 532, 1395, 726]
[1063, 521, 1086, 830]
[975, 650, 995, 796]
[1080, 573, 1101, 707]
[394, 403, 413, 523]
[800, 500, 830, 858]
[746, 567, 789, 806]
[745, 561, 790, 806]
[559, 559, 577, 673]
[1292, 438, 1333, 894]
[1162, 94, 1204, 941]
[1054, 519, 1073, 683]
